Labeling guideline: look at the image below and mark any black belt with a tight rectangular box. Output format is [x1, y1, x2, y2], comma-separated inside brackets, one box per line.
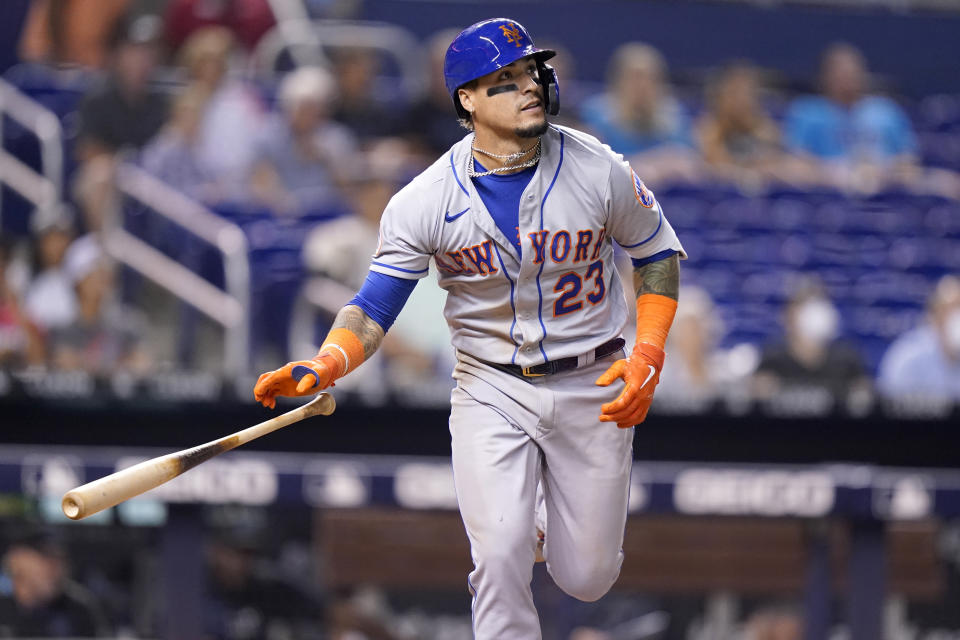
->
[483, 337, 626, 379]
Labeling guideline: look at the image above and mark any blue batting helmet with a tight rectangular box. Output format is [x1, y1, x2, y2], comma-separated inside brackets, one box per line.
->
[444, 18, 558, 118]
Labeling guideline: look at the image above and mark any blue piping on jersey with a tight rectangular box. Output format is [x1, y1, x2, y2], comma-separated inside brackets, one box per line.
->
[492, 243, 520, 364]
[370, 260, 429, 275]
[449, 151, 468, 195]
[619, 207, 663, 248]
[534, 130, 565, 362]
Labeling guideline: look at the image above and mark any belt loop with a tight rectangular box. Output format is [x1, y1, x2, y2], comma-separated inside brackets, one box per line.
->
[578, 349, 596, 368]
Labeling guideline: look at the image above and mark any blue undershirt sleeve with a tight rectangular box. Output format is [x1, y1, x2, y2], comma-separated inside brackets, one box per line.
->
[348, 270, 419, 332]
[630, 248, 678, 268]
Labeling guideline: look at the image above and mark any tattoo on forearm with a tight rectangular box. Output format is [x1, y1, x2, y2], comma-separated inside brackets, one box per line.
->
[333, 305, 385, 360]
[633, 253, 680, 300]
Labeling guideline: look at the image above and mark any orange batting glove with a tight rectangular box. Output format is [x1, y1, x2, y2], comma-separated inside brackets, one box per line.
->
[595, 342, 665, 429]
[253, 328, 365, 409]
[253, 352, 342, 409]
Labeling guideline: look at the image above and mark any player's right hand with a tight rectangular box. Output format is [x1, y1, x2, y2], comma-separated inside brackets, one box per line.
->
[253, 353, 340, 409]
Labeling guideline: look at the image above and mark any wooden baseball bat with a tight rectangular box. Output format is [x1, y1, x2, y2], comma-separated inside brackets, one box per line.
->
[61, 393, 335, 520]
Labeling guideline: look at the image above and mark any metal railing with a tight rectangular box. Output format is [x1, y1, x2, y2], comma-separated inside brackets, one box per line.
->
[251, 19, 428, 102]
[0, 76, 63, 223]
[263, 0, 329, 69]
[0, 78, 252, 380]
[114, 163, 251, 377]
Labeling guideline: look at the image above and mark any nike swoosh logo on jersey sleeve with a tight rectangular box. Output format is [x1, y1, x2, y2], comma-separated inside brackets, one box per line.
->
[444, 207, 470, 223]
[640, 364, 657, 389]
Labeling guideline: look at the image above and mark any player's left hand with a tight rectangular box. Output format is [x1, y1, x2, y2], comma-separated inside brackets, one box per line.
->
[253, 353, 340, 409]
[595, 342, 665, 429]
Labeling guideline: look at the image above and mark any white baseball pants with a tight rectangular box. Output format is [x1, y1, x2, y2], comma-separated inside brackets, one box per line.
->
[449, 350, 634, 640]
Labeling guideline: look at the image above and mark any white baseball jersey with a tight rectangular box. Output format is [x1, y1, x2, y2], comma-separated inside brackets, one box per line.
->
[370, 124, 685, 367]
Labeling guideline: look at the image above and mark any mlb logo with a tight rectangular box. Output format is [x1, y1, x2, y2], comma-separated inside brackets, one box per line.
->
[632, 169, 656, 208]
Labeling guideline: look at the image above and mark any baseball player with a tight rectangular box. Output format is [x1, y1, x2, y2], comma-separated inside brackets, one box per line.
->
[254, 18, 684, 639]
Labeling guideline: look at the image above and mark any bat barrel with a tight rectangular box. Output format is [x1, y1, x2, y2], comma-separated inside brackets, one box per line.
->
[62, 493, 84, 520]
[61, 454, 181, 520]
[60, 393, 335, 520]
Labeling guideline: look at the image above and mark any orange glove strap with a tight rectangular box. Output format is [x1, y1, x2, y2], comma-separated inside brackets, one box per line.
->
[315, 328, 365, 380]
[634, 293, 678, 350]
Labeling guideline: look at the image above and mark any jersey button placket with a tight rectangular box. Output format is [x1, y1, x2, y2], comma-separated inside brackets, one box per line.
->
[517, 174, 541, 367]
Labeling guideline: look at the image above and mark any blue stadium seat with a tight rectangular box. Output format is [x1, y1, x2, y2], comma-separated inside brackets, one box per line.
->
[918, 132, 960, 170]
[706, 196, 768, 230]
[850, 270, 929, 306]
[810, 233, 864, 267]
[657, 195, 707, 231]
[3, 63, 91, 121]
[917, 94, 960, 133]
[923, 202, 960, 236]
[777, 233, 813, 267]
[767, 197, 814, 232]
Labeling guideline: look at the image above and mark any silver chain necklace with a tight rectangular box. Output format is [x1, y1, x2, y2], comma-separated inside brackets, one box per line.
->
[468, 137, 541, 178]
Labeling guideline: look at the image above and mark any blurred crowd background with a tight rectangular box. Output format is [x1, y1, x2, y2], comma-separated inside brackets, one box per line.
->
[0, 0, 958, 413]
[1, 0, 959, 638]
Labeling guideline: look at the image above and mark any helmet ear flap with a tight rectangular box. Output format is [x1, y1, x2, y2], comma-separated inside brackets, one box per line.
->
[538, 62, 560, 116]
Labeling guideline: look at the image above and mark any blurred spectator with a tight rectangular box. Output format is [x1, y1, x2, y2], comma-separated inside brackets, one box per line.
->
[164, 0, 275, 53]
[72, 150, 118, 237]
[580, 42, 691, 155]
[878, 275, 960, 400]
[298, 147, 453, 393]
[0, 531, 110, 637]
[695, 62, 784, 183]
[301, 144, 407, 289]
[328, 586, 401, 640]
[580, 42, 699, 185]
[18, 0, 129, 67]
[742, 606, 802, 640]
[657, 285, 758, 410]
[141, 87, 222, 200]
[175, 26, 265, 191]
[331, 48, 406, 143]
[568, 629, 609, 640]
[48, 237, 151, 376]
[753, 281, 868, 407]
[536, 41, 586, 130]
[784, 43, 917, 184]
[0, 241, 43, 367]
[659, 285, 722, 400]
[23, 205, 77, 333]
[250, 66, 359, 215]
[402, 29, 470, 159]
[205, 530, 323, 640]
[75, 13, 168, 162]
